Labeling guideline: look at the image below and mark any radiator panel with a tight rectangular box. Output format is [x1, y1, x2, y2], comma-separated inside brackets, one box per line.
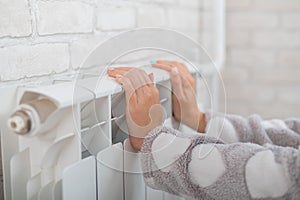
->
[1, 66, 218, 200]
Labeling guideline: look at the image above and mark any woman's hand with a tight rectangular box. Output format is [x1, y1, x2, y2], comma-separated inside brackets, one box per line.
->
[108, 67, 162, 151]
[152, 61, 206, 133]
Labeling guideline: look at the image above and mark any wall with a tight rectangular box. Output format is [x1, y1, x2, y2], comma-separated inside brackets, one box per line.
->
[223, 0, 300, 118]
[0, 0, 203, 82]
[3, 0, 297, 119]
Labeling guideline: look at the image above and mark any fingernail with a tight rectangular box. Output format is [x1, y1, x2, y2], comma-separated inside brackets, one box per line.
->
[171, 67, 178, 75]
[150, 59, 157, 64]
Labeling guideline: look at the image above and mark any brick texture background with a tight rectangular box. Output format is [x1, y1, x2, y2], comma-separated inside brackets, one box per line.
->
[223, 0, 300, 118]
[0, 0, 299, 118]
[0, 0, 202, 81]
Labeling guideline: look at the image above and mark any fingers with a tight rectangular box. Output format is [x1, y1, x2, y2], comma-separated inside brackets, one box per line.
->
[109, 67, 154, 87]
[137, 70, 153, 87]
[156, 61, 186, 73]
[148, 73, 154, 83]
[180, 74, 197, 100]
[112, 68, 156, 104]
[152, 63, 173, 72]
[154, 60, 190, 74]
[152, 61, 189, 78]
[108, 67, 153, 87]
[116, 75, 137, 105]
[152, 60, 195, 91]
[135, 72, 150, 101]
[107, 68, 128, 78]
[107, 67, 133, 78]
[170, 68, 184, 100]
[180, 72, 191, 89]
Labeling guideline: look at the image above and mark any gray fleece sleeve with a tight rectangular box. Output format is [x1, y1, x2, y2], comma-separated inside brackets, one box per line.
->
[205, 112, 300, 148]
[140, 126, 300, 200]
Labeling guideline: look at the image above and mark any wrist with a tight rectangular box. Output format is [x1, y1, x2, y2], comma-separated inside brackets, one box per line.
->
[129, 136, 144, 151]
[197, 112, 206, 133]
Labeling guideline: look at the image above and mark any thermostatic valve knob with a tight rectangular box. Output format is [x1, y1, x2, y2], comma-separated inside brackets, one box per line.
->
[8, 111, 31, 135]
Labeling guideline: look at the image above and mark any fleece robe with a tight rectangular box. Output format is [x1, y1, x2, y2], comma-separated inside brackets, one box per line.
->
[140, 113, 300, 200]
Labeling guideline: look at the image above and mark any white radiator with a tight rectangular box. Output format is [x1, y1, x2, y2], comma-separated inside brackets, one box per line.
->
[0, 65, 218, 200]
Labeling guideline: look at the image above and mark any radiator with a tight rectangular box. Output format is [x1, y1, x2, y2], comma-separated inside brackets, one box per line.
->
[0, 64, 218, 200]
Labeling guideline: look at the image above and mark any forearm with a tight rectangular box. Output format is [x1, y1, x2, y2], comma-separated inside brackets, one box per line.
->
[141, 126, 300, 199]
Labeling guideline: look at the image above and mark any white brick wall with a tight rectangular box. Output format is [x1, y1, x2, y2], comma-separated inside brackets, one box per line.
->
[282, 13, 300, 28]
[96, 5, 136, 31]
[0, 0, 32, 38]
[0, 0, 298, 118]
[253, 31, 300, 48]
[252, 0, 300, 12]
[227, 0, 250, 8]
[0, 0, 202, 81]
[227, 13, 278, 29]
[227, 49, 276, 68]
[279, 50, 300, 68]
[0, 43, 69, 81]
[224, 0, 300, 118]
[70, 35, 108, 69]
[137, 5, 166, 27]
[167, 8, 199, 31]
[37, 1, 94, 35]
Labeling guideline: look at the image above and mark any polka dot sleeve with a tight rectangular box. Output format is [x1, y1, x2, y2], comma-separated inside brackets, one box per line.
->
[141, 125, 300, 199]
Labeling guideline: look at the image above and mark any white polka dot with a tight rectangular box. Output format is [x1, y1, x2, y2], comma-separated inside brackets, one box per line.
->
[189, 144, 226, 187]
[152, 133, 191, 172]
[206, 117, 239, 143]
[262, 120, 288, 130]
[246, 150, 290, 198]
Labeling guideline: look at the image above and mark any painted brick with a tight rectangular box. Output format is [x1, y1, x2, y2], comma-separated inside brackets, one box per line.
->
[178, 0, 200, 8]
[96, 5, 136, 31]
[252, 0, 300, 12]
[223, 0, 300, 117]
[199, 12, 214, 30]
[226, 0, 251, 9]
[227, 49, 276, 68]
[253, 31, 300, 48]
[137, 5, 166, 27]
[70, 35, 108, 69]
[199, 0, 215, 10]
[0, 43, 69, 81]
[167, 8, 199, 31]
[37, 1, 93, 35]
[0, 0, 31, 38]
[282, 13, 300, 28]
[154, 0, 177, 4]
[277, 87, 300, 104]
[222, 66, 249, 83]
[251, 103, 300, 119]
[251, 68, 300, 83]
[279, 50, 300, 68]
[226, 31, 251, 46]
[199, 31, 217, 58]
[227, 13, 278, 30]
[219, 100, 251, 116]
[223, 84, 276, 104]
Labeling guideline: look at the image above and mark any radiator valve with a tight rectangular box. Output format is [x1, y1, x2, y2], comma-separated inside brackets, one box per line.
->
[8, 110, 31, 135]
[7, 98, 57, 136]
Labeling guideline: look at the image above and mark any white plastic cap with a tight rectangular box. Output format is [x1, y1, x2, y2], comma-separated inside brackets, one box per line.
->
[7, 114, 30, 134]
